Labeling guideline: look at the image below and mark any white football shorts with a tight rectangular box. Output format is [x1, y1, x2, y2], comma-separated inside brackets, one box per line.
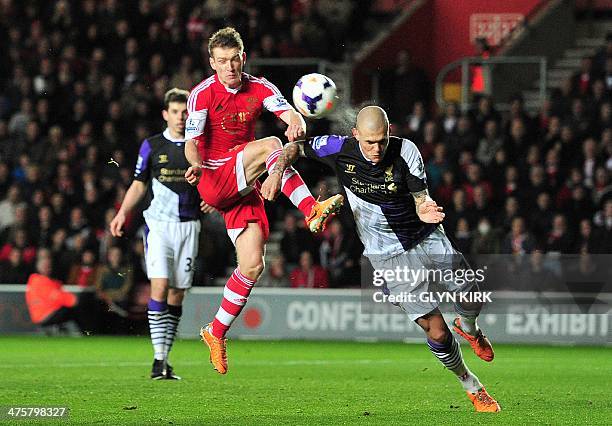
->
[369, 226, 475, 321]
[143, 219, 201, 289]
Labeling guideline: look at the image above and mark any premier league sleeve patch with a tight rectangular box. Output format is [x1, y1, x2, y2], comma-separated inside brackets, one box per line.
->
[185, 109, 208, 140]
[263, 94, 291, 113]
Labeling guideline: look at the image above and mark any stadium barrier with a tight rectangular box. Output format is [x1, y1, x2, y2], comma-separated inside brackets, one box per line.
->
[2, 286, 609, 345]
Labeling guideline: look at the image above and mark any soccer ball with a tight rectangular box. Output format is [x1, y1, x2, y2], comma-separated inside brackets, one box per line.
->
[292, 73, 337, 119]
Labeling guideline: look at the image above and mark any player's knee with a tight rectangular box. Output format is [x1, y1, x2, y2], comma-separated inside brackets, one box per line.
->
[263, 136, 282, 153]
[240, 260, 265, 281]
[427, 326, 450, 344]
[168, 289, 185, 305]
[150, 278, 169, 299]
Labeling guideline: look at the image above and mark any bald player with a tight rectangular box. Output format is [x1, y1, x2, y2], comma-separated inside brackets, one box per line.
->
[261, 106, 501, 413]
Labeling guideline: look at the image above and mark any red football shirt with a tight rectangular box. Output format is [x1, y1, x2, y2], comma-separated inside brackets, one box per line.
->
[185, 73, 291, 160]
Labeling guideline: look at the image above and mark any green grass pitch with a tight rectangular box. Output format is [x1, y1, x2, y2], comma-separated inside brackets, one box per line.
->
[1, 336, 610, 425]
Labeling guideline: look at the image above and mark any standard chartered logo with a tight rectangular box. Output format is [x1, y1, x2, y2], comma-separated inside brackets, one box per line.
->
[349, 177, 387, 195]
[158, 167, 188, 183]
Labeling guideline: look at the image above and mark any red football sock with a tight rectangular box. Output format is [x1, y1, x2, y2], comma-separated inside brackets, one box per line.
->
[266, 149, 316, 216]
[211, 268, 255, 338]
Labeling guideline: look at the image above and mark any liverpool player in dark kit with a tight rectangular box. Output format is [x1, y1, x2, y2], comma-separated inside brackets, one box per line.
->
[261, 106, 501, 412]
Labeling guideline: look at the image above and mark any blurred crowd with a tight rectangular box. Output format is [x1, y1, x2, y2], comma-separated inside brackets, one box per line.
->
[0, 1, 610, 303]
[267, 37, 612, 290]
[386, 42, 612, 259]
[0, 0, 371, 296]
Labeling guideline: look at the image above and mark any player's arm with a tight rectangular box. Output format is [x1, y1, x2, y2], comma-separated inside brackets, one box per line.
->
[261, 134, 344, 201]
[411, 189, 444, 224]
[184, 138, 203, 186]
[185, 138, 219, 214]
[279, 109, 306, 142]
[401, 139, 444, 224]
[110, 139, 152, 237]
[271, 139, 306, 171]
[260, 140, 305, 200]
[110, 181, 148, 237]
[183, 96, 208, 185]
[259, 77, 306, 142]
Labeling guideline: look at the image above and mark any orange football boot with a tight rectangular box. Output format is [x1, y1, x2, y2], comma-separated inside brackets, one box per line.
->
[467, 387, 501, 412]
[305, 194, 344, 233]
[200, 323, 228, 374]
[452, 317, 494, 362]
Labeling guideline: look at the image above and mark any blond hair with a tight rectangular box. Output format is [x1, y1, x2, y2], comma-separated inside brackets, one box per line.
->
[208, 27, 244, 56]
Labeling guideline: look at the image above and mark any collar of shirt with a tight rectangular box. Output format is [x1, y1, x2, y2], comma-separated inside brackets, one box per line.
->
[163, 128, 185, 143]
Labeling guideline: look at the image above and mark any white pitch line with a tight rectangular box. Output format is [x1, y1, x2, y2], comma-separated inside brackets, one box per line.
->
[0, 359, 394, 369]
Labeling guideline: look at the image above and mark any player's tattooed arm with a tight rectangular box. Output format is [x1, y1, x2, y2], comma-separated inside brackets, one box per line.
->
[412, 189, 429, 208]
[412, 189, 445, 224]
[261, 141, 305, 201]
[269, 141, 304, 177]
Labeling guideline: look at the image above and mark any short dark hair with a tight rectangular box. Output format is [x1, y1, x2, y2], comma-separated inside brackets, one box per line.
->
[208, 27, 244, 56]
[163, 88, 188, 109]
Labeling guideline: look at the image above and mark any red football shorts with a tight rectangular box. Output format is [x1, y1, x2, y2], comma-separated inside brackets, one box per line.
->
[197, 143, 269, 244]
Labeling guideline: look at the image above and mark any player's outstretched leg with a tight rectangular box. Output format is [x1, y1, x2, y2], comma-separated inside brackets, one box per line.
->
[243, 137, 343, 233]
[417, 311, 500, 412]
[200, 223, 264, 374]
[265, 146, 343, 232]
[453, 298, 494, 362]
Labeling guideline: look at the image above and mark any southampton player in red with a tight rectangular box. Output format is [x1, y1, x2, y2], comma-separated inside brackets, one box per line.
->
[184, 27, 343, 374]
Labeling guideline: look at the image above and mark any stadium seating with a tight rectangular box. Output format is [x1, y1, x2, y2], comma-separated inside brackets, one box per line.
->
[0, 2, 610, 304]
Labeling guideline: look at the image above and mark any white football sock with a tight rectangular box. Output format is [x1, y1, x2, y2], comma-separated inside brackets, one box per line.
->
[458, 369, 482, 393]
[428, 334, 481, 393]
